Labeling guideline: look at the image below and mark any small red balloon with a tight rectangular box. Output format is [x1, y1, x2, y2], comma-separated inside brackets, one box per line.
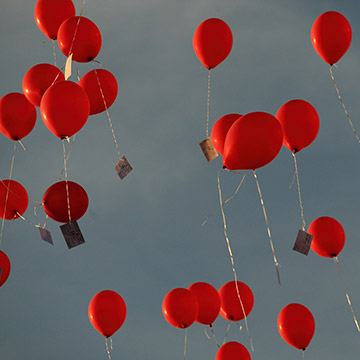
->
[88, 290, 127, 338]
[308, 216, 345, 257]
[42, 181, 89, 223]
[78, 69, 118, 115]
[311, 11, 352, 65]
[0, 93, 37, 141]
[223, 112, 283, 170]
[34, 0, 75, 40]
[40, 80, 90, 138]
[193, 18, 233, 70]
[162, 288, 199, 329]
[0, 180, 28, 220]
[219, 281, 254, 322]
[22, 63, 65, 107]
[278, 303, 315, 350]
[216, 342, 251, 360]
[188, 282, 220, 325]
[57, 16, 102, 63]
[211, 114, 242, 156]
[276, 99, 320, 153]
[0, 250, 11, 287]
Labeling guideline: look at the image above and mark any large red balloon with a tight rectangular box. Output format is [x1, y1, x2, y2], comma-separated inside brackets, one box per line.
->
[219, 281, 254, 322]
[277, 303, 315, 350]
[34, 0, 75, 40]
[193, 18, 233, 70]
[88, 290, 127, 338]
[22, 63, 65, 107]
[308, 216, 345, 258]
[162, 288, 199, 329]
[216, 342, 251, 360]
[78, 69, 118, 115]
[0, 250, 11, 287]
[211, 114, 242, 156]
[0, 180, 28, 220]
[57, 16, 102, 63]
[42, 181, 89, 223]
[188, 282, 220, 325]
[311, 11, 352, 65]
[276, 99, 320, 153]
[40, 80, 90, 138]
[223, 112, 283, 170]
[0, 93, 37, 141]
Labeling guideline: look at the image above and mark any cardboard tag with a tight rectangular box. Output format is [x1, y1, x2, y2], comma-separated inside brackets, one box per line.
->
[65, 54, 73, 80]
[199, 137, 218, 162]
[60, 220, 85, 249]
[0, 268, 2, 279]
[293, 230, 313, 255]
[115, 156, 133, 180]
[39, 228, 54, 245]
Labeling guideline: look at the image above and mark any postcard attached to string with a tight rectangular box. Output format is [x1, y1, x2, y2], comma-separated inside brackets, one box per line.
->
[293, 229, 313, 255]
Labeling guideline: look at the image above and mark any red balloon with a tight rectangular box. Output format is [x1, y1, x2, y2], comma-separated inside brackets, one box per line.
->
[40, 80, 90, 138]
[193, 18, 233, 70]
[308, 216, 345, 257]
[162, 288, 199, 329]
[216, 342, 251, 360]
[211, 114, 242, 156]
[78, 69, 118, 115]
[188, 282, 220, 325]
[34, 0, 75, 40]
[219, 281, 254, 322]
[42, 181, 89, 223]
[57, 16, 102, 63]
[277, 303, 315, 350]
[22, 63, 65, 107]
[311, 11, 352, 65]
[0, 93, 37, 141]
[0, 180, 28, 220]
[0, 250, 11, 287]
[223, 112, 283, 170]
[276, 99, 320, 153]
[88, 290, 127, 338]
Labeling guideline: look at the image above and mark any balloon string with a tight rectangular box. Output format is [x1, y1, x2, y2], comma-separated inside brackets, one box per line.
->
[94, 68, 122, 158]
[0, 142, 17, 247]
[201, 172, 246, 226]
[59, 135, 76, 180]
[333, 256, 360, 332]
[16, 211, 43, 229]
[67, 0, 87, 59]
[105, 337, 112, 360]
[52, 39, 57, 66]
[292, 152, 306, 231]
[184, 328, 188, 360]
[206, 69, 211, 138]
[222, 322, 231, 345]
[217, 168, 254, 352]
[253, 170, 281, 285]
[62, 140, 72, 223]
[302, 349, 304, 360]
[329, 65, 360, 144]
[205, 325, 220, 348]
[17, 140, 26, 151]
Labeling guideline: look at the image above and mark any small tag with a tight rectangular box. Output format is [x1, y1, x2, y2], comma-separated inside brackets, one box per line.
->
[65, 54, 73, 80]
[39, 228, 54, 245]
[115, 156, 133, 180]
[199, 137, 218, 162]
[0, 268, 2, 279]
[293, 230, 313, 255]
[60, 220, 85, 249]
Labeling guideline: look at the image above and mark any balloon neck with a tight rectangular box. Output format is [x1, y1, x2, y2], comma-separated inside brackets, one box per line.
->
[222, 165, 226, 169]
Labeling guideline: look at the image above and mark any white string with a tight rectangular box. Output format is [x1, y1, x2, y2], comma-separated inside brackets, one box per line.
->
[52, 39, 57, 66]
[59, 135, 76, 180]
[17, 140, 26, 151]
[292, 152, 306, 231]
[217, 168, 254, 352]
[184, 328, 187, 360]
[253, 170, 281, 285]
[67, 0, 87, 59]
[333, 256, 360, 332]
[16, 211, 42, 229]
[105, 337, 112, 360]
[62, 140, 72, 223]
[222, 322, 231, 345]
[206, 69, 211, 138]
[302, 349, 305, 360]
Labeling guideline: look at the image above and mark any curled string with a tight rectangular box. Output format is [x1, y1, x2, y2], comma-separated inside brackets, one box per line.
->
[206, 69, 211, 138]
[333, 256, 360, 332]
[201, 172, 247, 226]
[217, 168, 254, 352]
[292, 152, 306, 231]
[253, 170, 281, 285]
[0, 142, 17, 247]
[222, 322, 231, 345]
[329, 65, 360, 144]
[184, 328, 188, 360]
[105, 337, 112, 360]
[52, 39, 57, 66]
[16, 211, 42, 229]
[62, 140, 72, 223]
[59, 135, 76, 180]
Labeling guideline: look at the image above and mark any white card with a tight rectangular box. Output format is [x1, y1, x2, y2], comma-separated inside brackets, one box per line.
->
[115, 156, 133, 180]
[293, 229, 313, 255]
[39, 228, 54, 245]
[60, 220, 85, 249]
[65, 54, 73, 80]
[199, 137, 218, 162]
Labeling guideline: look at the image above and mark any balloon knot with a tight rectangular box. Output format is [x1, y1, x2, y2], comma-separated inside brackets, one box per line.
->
[222, 165, 226, 169]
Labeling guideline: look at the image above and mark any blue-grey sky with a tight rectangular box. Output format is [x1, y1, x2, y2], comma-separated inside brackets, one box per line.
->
[1, 0, 360, 359]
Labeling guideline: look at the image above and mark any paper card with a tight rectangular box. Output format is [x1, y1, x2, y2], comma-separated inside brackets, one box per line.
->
[293, 229, 313, 255]
[115, 156, 133, 180]
[60, 220, 85, 249]
[39, 228, 54, 245]
[199, 137, 218, 162]
[0, 268, 2, 279]
[65, 53, 73, 80]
